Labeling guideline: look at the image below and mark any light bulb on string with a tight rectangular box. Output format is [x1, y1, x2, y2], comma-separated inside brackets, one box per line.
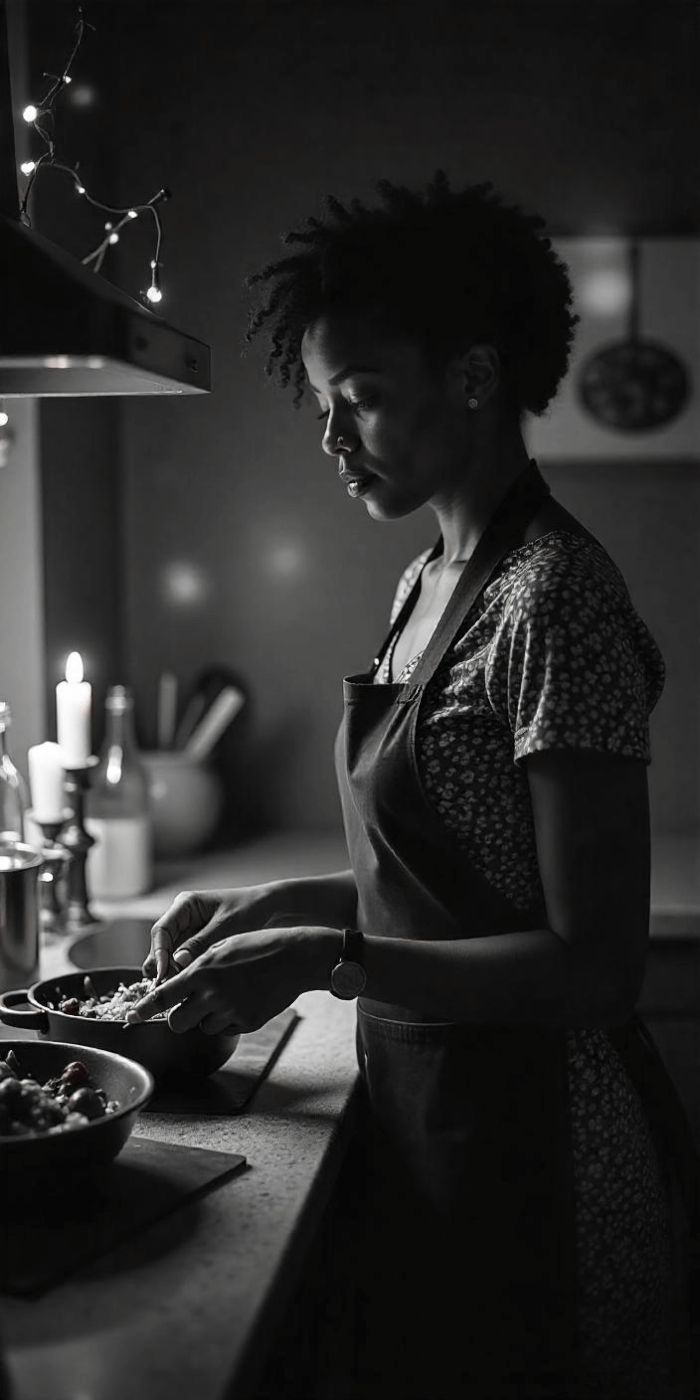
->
[20, 160, 36, 175]
[22, 104, 38, 123]
[146, 259, 163, 303]
[0, 403, 9, 429]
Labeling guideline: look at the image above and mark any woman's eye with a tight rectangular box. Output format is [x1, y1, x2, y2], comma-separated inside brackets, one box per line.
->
[314, 396, 377, 422]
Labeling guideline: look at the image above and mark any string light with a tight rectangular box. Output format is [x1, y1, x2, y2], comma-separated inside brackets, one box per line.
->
[146, 259, 162, 303]
[0, 403, 8, 428]
[18, 6, 171, 309]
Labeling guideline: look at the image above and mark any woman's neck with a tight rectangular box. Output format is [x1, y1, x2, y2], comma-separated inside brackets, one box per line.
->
[430, 426, 533, 568]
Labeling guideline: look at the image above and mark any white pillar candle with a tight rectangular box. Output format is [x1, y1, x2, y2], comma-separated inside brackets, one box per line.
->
[56, 651, 92, 768]
[27, 741, 66, 823]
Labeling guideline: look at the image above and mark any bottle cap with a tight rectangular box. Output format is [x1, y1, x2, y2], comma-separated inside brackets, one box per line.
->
[106, 685, 133, 712]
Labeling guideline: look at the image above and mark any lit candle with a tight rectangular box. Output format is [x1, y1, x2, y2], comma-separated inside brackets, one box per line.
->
[56, 651, 92, 768]
[27, 741, 65, 823]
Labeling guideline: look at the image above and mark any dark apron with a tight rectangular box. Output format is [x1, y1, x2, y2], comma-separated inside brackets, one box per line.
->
[333, 461, 699, 1400]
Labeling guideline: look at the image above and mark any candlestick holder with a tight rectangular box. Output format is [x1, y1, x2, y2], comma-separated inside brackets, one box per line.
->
[58, 758, 100, 929]
[31, 814, 72, 936]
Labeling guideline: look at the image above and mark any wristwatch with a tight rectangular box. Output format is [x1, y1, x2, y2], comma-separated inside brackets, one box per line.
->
[329, 927, 367, 1000]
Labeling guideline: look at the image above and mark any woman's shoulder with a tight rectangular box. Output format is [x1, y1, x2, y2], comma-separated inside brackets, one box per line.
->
[485, 529, 666, 710]
[489, 528, 632, 615]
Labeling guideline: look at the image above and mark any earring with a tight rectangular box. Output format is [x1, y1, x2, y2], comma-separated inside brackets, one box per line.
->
[467, 397, 479, 410]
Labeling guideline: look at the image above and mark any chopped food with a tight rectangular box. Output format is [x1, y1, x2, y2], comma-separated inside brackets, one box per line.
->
[0, 1049, 119, 1139]
[52, 975, 168, 1022]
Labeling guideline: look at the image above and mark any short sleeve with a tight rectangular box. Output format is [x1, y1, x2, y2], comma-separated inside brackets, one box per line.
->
[484, 538, 666, 765]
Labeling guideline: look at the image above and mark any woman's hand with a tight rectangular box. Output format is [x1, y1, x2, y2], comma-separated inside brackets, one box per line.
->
[144, 870, 358, 984]
[128, 925, 342, 1033]
[143, 885, 295, 983]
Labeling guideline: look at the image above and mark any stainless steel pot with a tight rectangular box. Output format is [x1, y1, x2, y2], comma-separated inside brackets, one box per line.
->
[0, 965, 240, 1085]
[0, 842, 42, 992]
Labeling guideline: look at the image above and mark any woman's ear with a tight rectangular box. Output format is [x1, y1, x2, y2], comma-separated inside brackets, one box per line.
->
[458, 343, 501, 408]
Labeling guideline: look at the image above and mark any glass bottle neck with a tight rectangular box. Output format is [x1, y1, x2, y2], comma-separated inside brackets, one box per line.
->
[104, 704, 138, 752]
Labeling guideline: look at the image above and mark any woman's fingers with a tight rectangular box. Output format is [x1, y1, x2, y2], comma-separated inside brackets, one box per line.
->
[152, 924, 174, 983]
[126, 966, 192, 1024]
[126, 963, 241, 1035]
[142, 891, 215, 979]
[166, 996, 206, 1035]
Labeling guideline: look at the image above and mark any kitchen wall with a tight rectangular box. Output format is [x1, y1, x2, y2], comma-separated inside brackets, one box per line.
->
[4, 1, 125, 765]
[16, 1, 700, 836]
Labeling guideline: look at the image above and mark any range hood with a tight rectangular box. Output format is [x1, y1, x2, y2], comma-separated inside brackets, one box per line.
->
[0, 2, 211, 397]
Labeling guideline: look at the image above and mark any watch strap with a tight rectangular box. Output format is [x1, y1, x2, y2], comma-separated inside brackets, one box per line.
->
[341, 927, 364, 964]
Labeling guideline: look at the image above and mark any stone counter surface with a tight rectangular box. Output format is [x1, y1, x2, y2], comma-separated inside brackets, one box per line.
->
[2, 989, 358, 1400]
[1, 828, 361, 1400]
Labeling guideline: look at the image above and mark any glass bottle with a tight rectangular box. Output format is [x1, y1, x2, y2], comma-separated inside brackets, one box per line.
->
[85, 686, 153, 898]
[0, 702, 28, 844]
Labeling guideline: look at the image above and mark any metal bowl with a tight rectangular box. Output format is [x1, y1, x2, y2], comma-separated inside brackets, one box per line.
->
[0, 967, 240, 1086]
[0, 1038, 153, 1189]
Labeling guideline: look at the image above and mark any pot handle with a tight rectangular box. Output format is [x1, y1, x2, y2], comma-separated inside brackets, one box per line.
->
[0, 990, 49, 1032]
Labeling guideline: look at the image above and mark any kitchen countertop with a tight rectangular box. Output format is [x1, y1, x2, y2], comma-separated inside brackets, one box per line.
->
[1, 831, 361, 1400]
[647, 833, 700, 936]
[2, 826, 698, 1400]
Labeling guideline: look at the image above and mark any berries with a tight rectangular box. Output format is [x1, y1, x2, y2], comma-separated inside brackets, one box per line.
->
[67, 1088, 105, 1121]
[59, 1060, 90, 1089]
[0, 1055, 117, 1137]
[58, 997, 80, 1016]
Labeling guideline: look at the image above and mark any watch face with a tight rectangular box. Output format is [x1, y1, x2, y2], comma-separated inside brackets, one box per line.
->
[331, 961, 367, 999]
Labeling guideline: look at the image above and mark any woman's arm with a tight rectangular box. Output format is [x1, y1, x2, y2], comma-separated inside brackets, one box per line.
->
[131, 754, 651, 1031]
[270, 869, 358, 930]
[143, 869, 358, 981]
[340, 751, 651, 1028]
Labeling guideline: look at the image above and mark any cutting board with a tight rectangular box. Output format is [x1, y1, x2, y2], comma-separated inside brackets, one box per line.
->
[0, 1136, 246, 1297]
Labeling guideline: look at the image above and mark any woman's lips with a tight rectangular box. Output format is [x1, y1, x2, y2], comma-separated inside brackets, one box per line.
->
[339, 468, 376, 498]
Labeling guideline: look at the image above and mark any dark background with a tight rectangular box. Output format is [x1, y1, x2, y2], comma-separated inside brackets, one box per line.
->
[13, 0, 700, 836]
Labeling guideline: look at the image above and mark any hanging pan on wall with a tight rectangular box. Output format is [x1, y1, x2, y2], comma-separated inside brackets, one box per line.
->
[577, 240, 691, 432]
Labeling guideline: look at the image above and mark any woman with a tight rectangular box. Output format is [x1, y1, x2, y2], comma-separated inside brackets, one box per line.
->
[128, 173, 695, 1399]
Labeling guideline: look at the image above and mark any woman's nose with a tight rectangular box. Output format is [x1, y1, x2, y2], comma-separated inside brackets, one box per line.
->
[322, 417, 345, 457]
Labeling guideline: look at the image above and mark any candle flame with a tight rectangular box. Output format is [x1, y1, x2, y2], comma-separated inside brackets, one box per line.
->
[65, 651, 84, 684]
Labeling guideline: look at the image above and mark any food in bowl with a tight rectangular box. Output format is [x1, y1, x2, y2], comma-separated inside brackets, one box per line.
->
[50, 974, 169, 1022]
[0, 1048, 119, 1138]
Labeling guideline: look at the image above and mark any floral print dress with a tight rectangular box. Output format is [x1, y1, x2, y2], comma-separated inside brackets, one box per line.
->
[375, 529, 676, 1399]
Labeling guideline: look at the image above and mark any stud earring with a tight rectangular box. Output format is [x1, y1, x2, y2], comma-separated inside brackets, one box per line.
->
[467, 397, 479, 410]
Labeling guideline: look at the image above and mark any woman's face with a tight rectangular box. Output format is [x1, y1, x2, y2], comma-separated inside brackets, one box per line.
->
[300, 311, 475, 521]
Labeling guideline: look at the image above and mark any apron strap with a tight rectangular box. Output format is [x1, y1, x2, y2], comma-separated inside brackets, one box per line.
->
[372, 458, 551, 690]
